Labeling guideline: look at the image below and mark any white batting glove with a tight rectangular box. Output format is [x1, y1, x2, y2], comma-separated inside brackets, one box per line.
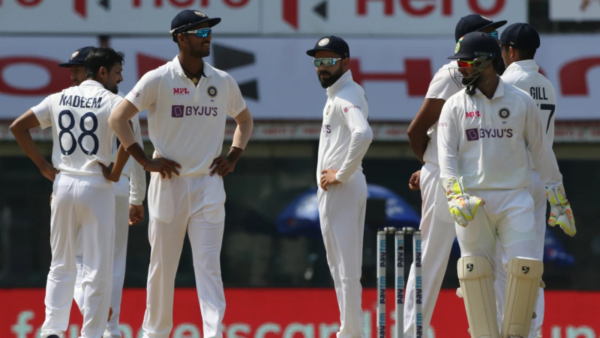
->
[546, 182, 576, 237]
[442, 177, 485, 227]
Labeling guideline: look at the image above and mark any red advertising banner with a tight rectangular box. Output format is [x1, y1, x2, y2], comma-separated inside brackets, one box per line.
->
[2, 288, 600, 338]
[0, 0, 525, 35]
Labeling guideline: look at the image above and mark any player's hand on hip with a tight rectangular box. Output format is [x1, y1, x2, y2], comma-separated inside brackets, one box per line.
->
[409, 170, 421, 191]
[99, 162, 119, 182]
[320, 169, 341, 191]
[144, 158, 181, 179]
[129, 204, 145, 225]
[546, 182, 576, 237]
[210, 156, 235, 177]
[39, 162, 59, 182]
[442, 177, 484, 227]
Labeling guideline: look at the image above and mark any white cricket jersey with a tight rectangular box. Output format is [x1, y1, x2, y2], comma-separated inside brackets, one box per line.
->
[32, 80, 123, 176]
[317, 71, 373, 184]
[125, 56, 246, 177]
[502, 60, 557, 172]
[422, 61, 462, 166]
[437, 77, 562, 190]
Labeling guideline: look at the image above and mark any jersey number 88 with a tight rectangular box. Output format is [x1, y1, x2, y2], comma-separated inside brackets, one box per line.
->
[58, 110, 99, 156]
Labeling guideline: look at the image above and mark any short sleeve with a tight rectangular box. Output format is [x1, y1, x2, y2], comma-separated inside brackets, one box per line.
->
[125, 69, 161, 112]
[426, 68, 459, 101]
[31, 95, 53, 129]
[225, 74, 247, 118]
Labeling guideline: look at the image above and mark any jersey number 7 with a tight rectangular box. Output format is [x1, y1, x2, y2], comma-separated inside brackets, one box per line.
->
[59, 110, 99, 156]
[540, 104, 555, 134]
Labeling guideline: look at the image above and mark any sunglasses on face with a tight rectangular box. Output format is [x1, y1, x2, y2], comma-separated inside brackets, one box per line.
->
[457, 60, 477, 68]
[182, 28, 212, 38]
[313, 58, 342, 67]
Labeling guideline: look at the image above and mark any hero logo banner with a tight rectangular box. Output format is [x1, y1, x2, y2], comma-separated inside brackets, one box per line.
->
[272, 0, 526, 34]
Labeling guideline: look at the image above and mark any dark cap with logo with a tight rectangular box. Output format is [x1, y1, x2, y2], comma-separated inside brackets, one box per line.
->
[170, 9, 221, 42]
[58, 46, 94, 67]
[500, 23, 540, 51]
[449, 32, 501, 60]
[306, 36, 350, 58]
[455, 14, 507, 42]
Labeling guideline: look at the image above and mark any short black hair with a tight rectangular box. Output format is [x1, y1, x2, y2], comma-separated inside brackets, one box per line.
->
[501, 44, 536, 61]
[85, 47, 124, 79]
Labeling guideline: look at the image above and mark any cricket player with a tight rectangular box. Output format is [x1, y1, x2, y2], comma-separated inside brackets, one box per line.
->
[404, 14, 506, 337]
[10, 47, 130, 338]
[58, 46, 147, 338]
[494, 23, 568, 338]
[108, 10, 254, 338]
[307, 36, 373, 338]
[437, 32, 576, 338]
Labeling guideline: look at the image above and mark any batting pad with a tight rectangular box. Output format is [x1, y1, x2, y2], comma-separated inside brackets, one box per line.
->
[501, 257, 543, 338]
[457, 256, 500, 338]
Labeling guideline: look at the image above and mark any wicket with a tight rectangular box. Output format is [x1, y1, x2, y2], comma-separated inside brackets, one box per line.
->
[377, 227, 423, 338]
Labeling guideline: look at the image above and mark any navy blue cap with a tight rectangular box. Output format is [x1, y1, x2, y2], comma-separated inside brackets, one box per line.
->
[455, 14, 507, 42]
[500, 23, 540, 51]
[449, 32, 501, 60]
[170, 9, 221, 42]
[306, 36, 350, 58]
[58, 46, 94, 67]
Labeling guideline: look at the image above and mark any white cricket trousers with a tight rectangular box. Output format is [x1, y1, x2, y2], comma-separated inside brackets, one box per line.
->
[42, 173, 115, 338]
[318, 171, 367, 338]
[74, 177, 131, 338]
[494, 171, 546, 338]
[404, 163, 456, 338]
[142, 174, 226, 338]
[456, 188, 538, 270]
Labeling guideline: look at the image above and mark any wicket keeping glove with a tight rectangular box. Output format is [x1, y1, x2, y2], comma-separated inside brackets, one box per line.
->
[546, 182, 576, 237]
[442, 177, 484, 227]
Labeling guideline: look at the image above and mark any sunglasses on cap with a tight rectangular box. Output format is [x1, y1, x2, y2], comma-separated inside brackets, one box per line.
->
[313, 58, 342, 67]
[489, 31, 499, 40]
[181, 28, 212, 38]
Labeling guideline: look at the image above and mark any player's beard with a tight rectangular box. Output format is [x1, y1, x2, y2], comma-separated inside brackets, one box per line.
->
[106, 84, 119, 94]
[190, 41, 211, 59]
[318, 66, 343, 88]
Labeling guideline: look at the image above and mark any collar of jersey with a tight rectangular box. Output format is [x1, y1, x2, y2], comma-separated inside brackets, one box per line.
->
[326, 70, 353, 97]
[472, 76, 505, 99]
[504, 59, 539, 76]
[80, 80, 104, 88]
[172, 55, 214, 79]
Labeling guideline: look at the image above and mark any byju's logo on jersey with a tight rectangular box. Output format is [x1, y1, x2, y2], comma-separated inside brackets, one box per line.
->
[173, 88, 190, 95]
[466, 128, 514, 141]
[171, 105, 218, 118]
[466, 128, 479, 141]
[172, 105, 184, 118]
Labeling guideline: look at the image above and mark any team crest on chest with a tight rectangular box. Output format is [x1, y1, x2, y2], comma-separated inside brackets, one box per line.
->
[207, 86, 218, 97]
[326, 105, 331, 116]
[498, 108, 510, 119]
